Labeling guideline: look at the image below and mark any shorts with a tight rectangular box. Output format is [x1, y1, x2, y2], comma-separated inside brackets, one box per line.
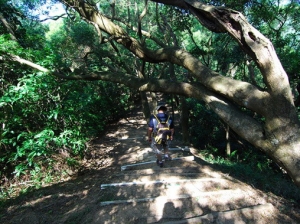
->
[151, 139, 169, 154]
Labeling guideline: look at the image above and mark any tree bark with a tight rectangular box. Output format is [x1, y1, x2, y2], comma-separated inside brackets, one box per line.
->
[0, 12, 18, 41]
[225, 124, 231, 157]
[180, 97, 189, 143]
[140, 91, 151, 120]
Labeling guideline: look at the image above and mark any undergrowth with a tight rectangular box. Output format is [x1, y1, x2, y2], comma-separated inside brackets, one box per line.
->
[0, 155, 80, 204]
[199, 148, 300, 204]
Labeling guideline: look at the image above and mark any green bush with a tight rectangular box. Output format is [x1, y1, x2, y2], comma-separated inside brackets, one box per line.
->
[0, 71, 131, 181]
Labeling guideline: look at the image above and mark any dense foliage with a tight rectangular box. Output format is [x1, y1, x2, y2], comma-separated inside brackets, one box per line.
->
[0, 9, 133, 187]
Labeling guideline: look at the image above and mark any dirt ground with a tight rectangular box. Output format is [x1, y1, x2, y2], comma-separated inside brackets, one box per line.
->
[1, 108, 300, 224]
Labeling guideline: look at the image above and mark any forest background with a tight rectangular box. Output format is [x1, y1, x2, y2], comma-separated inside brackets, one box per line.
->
[0, 0, 300, 205]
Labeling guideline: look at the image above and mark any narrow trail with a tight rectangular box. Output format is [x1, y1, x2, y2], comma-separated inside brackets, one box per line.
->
[1, 107, 300, 224]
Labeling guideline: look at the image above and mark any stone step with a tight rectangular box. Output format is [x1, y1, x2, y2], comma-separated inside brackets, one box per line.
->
[115, 166, 205, 176]
[121, 155, 195, 171]
[100, 177, 232, 204]
[115, 168, 203, 176]
[133, 147, 193, 163]
[111, 172, 213, 184]
[100, 189, 239, 206]
[114, 162, 230, 180]
[97, 189, 269, 223]
[113, 162, 236, 187]
[161, 203, 275, 224]
[101, 177, 227, 189]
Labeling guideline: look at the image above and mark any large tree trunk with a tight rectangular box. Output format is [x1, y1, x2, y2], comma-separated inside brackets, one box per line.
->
[29, 0, 300, 187]
[140, 92, 151, 120]
[180, 97, 189, 144]
[225, 124, 231, 157]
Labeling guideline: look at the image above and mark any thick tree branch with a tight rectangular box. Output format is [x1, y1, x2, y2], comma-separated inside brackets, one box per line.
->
[140, 79, 268, 150]
[0, 51, 286, 155]
[61, 0, 272, 116]
[153, 1, 291, 95]
[57, 67, 267, 148]
[2, 53, 49, 72]
[148, 0, 298, 142]
[39, 14, 67, 22]
[0, 12, 18, 41]
[107, 16, 167, 47]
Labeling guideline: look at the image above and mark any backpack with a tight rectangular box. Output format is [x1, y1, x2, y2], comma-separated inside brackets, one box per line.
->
[152, 114, 172, 144]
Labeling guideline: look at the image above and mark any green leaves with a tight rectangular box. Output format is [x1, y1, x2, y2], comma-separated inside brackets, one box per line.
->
[0, 67, 132, 182]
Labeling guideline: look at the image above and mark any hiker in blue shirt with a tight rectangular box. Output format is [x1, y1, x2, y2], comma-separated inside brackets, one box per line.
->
[147, 102, 174, 167]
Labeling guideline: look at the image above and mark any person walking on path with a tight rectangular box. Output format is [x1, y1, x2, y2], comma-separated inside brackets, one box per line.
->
[147, 102, 174, 167]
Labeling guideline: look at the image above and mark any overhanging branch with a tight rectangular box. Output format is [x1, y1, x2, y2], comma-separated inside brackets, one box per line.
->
[140, 79, 266, 149]
[2, 53, 49, 72]
[2, 48, 270, 117]
[3, 50, 267, 149]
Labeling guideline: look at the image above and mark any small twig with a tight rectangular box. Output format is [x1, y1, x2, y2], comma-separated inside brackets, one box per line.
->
[9, 181, 34, 187]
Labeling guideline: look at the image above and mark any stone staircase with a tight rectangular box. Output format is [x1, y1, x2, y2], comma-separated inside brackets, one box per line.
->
[98, 145, 276, 223]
